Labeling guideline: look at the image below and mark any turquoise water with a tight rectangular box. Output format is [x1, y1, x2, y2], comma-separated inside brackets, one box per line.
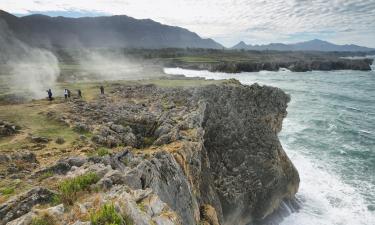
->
[164, 68, 375, 225]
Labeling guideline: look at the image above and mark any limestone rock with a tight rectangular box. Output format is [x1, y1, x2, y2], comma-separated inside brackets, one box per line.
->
[0, 187, 56, 225]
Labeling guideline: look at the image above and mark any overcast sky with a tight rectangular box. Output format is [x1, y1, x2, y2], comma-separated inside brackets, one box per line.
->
[1, 0, 375, 47]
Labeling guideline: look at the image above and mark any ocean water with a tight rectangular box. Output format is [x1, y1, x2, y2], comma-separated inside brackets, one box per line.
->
[164, 67, 375, 225]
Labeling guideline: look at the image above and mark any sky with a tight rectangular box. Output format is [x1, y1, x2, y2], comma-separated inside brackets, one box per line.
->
[1, 0, 375, 48]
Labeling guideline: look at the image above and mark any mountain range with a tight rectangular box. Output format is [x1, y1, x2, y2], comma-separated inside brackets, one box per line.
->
[0, 10, 374, 52]
[231, 39, 375, 52]
[0, 10, 223, 49]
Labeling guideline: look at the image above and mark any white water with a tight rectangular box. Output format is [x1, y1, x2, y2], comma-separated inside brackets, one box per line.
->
[164, 67, 375, 225]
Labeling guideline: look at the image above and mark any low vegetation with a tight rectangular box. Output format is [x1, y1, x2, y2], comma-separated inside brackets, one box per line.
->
[31, 213, 56, 225]
[96, 147, 111, 157]
[0, 187, 14, 195]
[90, 203, 125, 225]
[58, 172, 100, 205]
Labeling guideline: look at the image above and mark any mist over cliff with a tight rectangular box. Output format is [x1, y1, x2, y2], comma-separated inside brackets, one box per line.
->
[0, 19, 60, 99]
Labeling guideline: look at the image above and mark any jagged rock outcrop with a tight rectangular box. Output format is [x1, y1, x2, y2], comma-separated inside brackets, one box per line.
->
[2, 82, 299, 225]
[169, 58, 374, 73]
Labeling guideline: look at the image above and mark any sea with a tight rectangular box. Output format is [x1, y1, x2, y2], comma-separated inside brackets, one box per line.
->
[164, 64, 375, 225]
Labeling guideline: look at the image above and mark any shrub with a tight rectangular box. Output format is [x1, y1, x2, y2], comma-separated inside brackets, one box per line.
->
[31, 213, 56, 225]
[90, 204, 123, 225]
[58, 172, 99, 205]
[97, 147, 111, 157]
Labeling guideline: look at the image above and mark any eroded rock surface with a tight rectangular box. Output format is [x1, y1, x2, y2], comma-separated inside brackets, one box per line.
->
[2, 82, 299, 225]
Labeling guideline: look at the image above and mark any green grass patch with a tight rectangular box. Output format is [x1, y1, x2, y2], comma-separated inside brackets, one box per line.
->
[58, 172, 99, 205]
[90, 203, 124, 225]
[96, 147, 111, 157]
[0, 187, 14, 195]
[0, 104, 80, 151]
[87, 147, 112, 157]
[39, 171, 54, 181]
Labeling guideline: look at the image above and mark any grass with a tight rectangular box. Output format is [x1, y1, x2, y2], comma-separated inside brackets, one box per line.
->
[0, 187, 14, 195]
[0, 103, 79, 151]
[90, 203, 124, 225]
[87, 147, 112, 157]
[38, 171, 54, 181]
[137, 201, 146, 213]
[58, 172, 100, 205]
[96, 147, 111, 157]
[31, 213, 56, 225]
[143, 79, 222, 88]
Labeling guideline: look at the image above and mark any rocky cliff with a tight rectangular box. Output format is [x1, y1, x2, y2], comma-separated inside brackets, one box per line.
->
[0, 81, 299, 225]
[167, 58, 374, 73]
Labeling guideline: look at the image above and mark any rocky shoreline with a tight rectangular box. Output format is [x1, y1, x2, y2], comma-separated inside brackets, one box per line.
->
[0, 81, 299, 225]
[166, 58, 374, 73]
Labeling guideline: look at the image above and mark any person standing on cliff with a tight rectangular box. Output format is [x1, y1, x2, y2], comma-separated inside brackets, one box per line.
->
[100, 85, 104, 95]
[64, 89, 68, 100]
[77, 89, 82, 98]
[46, 89, 53, 101]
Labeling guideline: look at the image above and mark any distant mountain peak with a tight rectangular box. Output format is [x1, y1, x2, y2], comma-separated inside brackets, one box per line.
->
[232, 39, 375, 52]
[232, 41, 248, 49]
[0, 9, 17, 18]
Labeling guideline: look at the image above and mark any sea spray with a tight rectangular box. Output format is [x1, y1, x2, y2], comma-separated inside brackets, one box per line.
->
[0, 20, 60, 99]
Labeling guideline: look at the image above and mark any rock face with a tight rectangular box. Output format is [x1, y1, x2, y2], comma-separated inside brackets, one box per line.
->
[2, 82, 299, 225]
[200, 85, 299, 224]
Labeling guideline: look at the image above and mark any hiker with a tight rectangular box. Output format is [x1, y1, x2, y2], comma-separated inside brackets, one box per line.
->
[67, 89, 71, 99]
[77, 89, 82, 98]
[100, 85, 104, 95]
[46, 89, 53, 101]
[64, 89, 68, 100]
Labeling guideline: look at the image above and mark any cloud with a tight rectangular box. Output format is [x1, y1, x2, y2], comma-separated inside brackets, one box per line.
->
[0, 0, 374, 47]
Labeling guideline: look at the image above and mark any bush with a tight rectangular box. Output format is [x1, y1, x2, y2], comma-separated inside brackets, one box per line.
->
[90, 204, 123, 225]
[58, 172, 99, 205]
[31, 213, 56, 225]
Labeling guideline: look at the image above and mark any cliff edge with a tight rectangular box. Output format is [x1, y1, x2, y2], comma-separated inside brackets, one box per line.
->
[0, 81, 299, 225]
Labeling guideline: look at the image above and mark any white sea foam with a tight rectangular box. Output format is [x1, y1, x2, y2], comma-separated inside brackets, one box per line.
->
[280, 120, 375, 225]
